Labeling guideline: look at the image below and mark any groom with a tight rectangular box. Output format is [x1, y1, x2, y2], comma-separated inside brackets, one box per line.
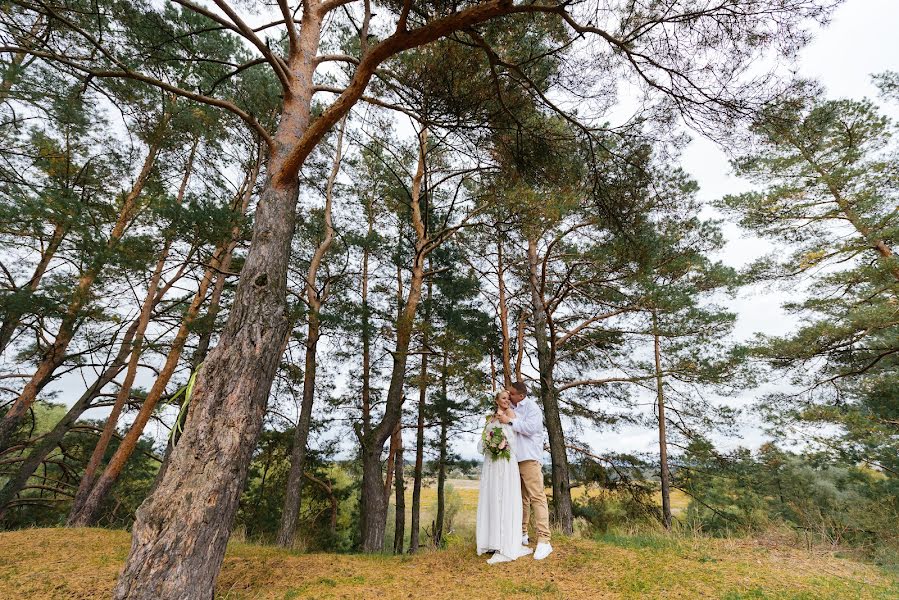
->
[499, 381, 553, 560]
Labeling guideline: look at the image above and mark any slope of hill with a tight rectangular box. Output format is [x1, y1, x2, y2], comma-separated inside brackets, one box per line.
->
[1, 527, 896, 599]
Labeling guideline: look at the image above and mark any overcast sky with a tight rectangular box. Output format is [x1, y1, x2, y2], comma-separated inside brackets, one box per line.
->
[582, 0, 899, 457]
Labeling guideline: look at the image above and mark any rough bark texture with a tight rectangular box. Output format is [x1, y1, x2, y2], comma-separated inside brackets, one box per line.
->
[526, 237, 573, 534]
[111, 172, 299, 599]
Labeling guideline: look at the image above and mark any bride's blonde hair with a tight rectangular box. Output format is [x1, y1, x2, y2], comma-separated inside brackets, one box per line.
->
[485, 389, 509, 422]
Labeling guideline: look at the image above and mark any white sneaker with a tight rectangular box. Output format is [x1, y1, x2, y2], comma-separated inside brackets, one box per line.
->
[518, 545, 533, 557]
[487, 552, 514, 564]
[521, 533, 530, 546]
[533, 542, 553, 560]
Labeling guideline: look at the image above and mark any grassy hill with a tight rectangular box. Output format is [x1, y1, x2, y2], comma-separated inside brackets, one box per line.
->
[1, 526, 896, 599]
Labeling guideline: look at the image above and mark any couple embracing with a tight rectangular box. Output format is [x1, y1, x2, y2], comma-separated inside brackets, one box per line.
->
[475, 381, 553, 564]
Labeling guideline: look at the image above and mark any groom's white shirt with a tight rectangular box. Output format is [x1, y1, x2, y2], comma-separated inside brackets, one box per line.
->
[510, 397, 544, 463]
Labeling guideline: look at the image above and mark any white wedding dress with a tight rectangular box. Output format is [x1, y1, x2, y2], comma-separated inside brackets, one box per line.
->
[476, 419, 528, 560]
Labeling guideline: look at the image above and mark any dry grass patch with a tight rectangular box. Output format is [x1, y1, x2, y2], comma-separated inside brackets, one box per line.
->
[0, 527, 896, 599]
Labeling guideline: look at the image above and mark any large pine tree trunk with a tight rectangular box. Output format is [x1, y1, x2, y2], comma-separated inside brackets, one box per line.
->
[111, 4, 524, 595]
[153, 155, 259, 490]
[653, 310, 672, 529]
[112, 168, 299, 598]
[526, 237, 573, 534]
[359, 445, 389, 552]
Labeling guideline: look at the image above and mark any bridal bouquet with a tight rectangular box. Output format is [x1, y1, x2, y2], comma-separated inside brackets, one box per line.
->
[482, 421, 511, 461]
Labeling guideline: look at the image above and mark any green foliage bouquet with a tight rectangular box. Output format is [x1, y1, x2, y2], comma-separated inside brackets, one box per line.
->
[482, 421, 511, 461]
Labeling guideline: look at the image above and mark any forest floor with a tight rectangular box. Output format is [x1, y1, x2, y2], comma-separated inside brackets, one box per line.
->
[2, 525, 898, 599]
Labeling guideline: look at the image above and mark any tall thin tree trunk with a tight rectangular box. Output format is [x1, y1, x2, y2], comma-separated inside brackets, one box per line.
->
[526, 237, 573, 534]
[409, 271, 431, 553]
[359, 128, 430, 553]
[392, 424, 405, 554]
[496, 229, 512, 387]
[653, 310, 672, 529]
[0, 319, 138, 518]
[434, 354, 448, 546]
[276, 116, 346, 548]
[69, 138, 199, 521]
[0, 130, 166, 449]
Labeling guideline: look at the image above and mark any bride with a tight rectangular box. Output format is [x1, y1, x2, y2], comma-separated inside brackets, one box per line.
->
[476, 389, 532, 564]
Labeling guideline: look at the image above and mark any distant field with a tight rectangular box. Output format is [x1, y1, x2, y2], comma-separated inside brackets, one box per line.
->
[389, 478, 691, 543]
[2, 527, 897, 599]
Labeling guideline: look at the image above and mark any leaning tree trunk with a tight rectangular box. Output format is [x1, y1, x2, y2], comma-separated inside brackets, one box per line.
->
[0, 134, 165, 449]
[0, 220, 67, 355]
[526, 237, 573, 534]
[111, 165, 299, 598]
[276, 116, 344, 548]
[0, 319, 138, 518]
[653, 310, 672, 529]
[70, 139, 198, 521]
[158, 147, 261, 482]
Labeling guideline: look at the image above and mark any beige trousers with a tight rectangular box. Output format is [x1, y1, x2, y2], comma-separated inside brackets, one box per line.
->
[519, 459, 550, 543]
